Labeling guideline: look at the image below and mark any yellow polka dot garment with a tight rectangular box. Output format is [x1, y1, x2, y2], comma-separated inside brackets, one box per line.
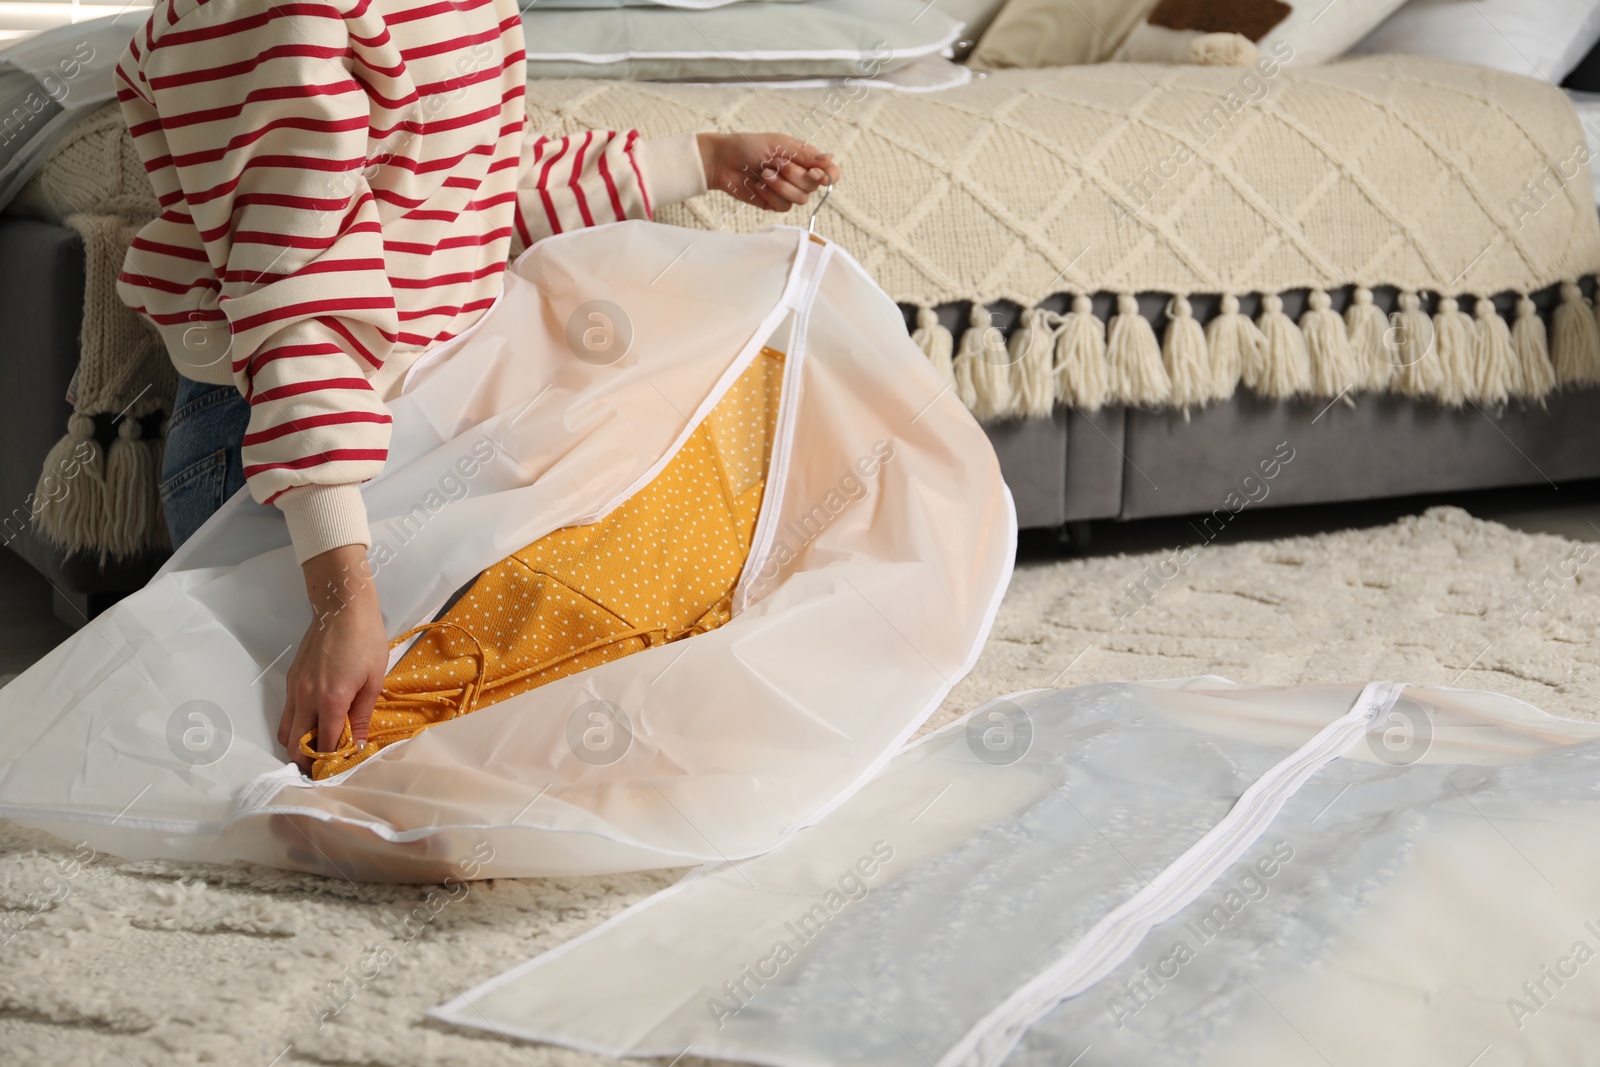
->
[301, 346, 787, 779]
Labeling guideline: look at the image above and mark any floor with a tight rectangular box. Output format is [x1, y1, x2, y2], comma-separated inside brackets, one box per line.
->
[3, 479, 1599, 682]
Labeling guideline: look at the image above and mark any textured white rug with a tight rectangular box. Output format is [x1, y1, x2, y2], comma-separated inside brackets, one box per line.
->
[1, 506, 1595, 1066]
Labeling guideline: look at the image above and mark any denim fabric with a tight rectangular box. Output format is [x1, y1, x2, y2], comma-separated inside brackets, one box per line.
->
[161, 377, 250, 549]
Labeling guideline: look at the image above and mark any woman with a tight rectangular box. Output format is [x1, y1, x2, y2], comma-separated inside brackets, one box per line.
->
[113, 0, 841, 774]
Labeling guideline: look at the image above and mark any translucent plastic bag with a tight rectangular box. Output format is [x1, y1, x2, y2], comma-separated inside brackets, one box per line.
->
[0, 222, 1015, 882]
[431, 679, 1600, 1067]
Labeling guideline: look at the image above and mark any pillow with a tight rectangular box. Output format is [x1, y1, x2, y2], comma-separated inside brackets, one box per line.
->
[522, 0, 964, 81]
[675, 55, 974, 91]
[1120, 0, 1409, 67]
[1351, 0, 1600, 84]
[968, 0, 1157, 69]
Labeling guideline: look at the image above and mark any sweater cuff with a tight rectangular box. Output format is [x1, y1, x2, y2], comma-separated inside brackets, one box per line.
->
[275, 483, 372, 565]
[634, 132, 708, 210]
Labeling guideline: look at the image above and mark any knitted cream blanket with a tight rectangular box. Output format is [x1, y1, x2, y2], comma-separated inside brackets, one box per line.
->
[11, 54, 1600, 558]
[529, 55, 1600, 419]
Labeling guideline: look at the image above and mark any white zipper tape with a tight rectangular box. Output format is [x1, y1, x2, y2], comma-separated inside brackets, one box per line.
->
[939, 680, 1408, 1067]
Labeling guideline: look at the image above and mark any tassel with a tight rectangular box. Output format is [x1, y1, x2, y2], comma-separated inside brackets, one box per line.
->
[1246, 293, 1311, 398]
[1470, 297, 1514, 405]
[1204, 293, 1257, 398]
[102, 416, 166, 561]
[1162, 295, 1211, 409]
[1552, 280, 1600, 385]
[1054, 294, 1110, 411]
[1345, 286, 1390, 390]
[1106, 293, 1170, 406]
[30, 413, 108, 557]
[953, 303, 1013, 419]
[1009, 306, 1059, 418]
[911, 305, 956, 387]
[1301, 288, 1359, 396]
[1429, 296, 1474, 406]
[1511, 294, 1555, 400]
[1392, 291, 1442, 399]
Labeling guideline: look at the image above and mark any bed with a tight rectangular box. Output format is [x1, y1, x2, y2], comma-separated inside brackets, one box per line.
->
[7, 16, 1600, 620]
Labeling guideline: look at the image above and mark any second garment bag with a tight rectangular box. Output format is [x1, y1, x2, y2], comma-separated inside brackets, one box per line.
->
[433, 678, 1600, 1067]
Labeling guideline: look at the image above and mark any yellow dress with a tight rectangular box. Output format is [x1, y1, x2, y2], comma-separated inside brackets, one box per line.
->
[301, 346, 786, 779]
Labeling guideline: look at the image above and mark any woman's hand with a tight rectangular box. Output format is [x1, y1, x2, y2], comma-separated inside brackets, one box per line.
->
[697, 132, 841, 213]
[276, 544, 389, 775]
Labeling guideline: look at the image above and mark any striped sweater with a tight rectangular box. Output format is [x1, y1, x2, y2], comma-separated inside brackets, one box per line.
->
[113, 0, 707, 563]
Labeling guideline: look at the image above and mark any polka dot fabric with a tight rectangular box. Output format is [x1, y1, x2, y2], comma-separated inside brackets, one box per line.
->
[301, 347, 788, 779]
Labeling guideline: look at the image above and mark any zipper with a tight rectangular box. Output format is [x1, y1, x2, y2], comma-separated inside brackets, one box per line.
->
[939, 680, 1409, 1067]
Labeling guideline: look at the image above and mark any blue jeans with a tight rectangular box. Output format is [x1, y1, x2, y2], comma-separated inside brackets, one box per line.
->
[161, 377, 250, 550]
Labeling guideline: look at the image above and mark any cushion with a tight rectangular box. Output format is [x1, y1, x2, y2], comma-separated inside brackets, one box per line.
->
[1121, 0, 1409, 66]
[969, 0, 1156, 69]
[521, 0, 964, 80]
[1352, 0, 1600, 84]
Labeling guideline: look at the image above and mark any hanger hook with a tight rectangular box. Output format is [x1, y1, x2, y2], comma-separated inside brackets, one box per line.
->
[808, 180, 833, 235]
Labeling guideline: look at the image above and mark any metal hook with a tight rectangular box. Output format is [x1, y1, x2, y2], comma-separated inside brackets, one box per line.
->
[808, 180, 833, 235]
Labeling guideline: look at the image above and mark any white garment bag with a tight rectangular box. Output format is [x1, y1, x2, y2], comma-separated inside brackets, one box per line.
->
[431, 679, 1600, 1067]
[0, 222, 1016, 882]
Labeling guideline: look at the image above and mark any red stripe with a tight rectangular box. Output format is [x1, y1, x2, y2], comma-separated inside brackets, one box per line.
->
[169, 114, 368, 169]
[318, 316, 385, 369]
[244, 449, 388, 478]
[153, 82, 363, 133]
[536, 138, 570, 236]
[153, 3, 340, 48]
[231, 296, 393, 334]
[149, 44, 352, 92]
[568, 131, 596, 228]
[242, 410, 392, 447]
[623, 129, 652, 219]
[251, 377, 375, 405]
[236, 339, 347, 376]
[596, 130, 626, 222]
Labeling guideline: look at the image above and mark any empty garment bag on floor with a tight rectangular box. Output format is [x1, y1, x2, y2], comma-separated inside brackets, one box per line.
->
[0, 221, 1016, 882]
[430, 679, 1600, 1067]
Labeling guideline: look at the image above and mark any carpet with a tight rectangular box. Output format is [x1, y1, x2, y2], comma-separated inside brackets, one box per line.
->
[0, 505, 1594, 1066]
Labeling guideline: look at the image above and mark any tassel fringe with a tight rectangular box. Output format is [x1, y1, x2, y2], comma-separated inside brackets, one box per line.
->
[1106, 293, 1170, 406]
[29, 411, 169, 565]
[913, 279, 1600, 419]
[1162, 295, 1211, 410]
[953, 303, 1013, 420]
[1512, 295, 1555, 400]
[1009, 306, 1059, 418]
[1054, 294, 1110, 411]
[1553, 281, 1600, 385]
[1345, 286, 1391, 391]
[910, 305, 956, 388]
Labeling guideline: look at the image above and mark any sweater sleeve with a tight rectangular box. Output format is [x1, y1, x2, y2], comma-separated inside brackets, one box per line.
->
[512, 128, 706, 249]
[118, 2, 397, 563]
